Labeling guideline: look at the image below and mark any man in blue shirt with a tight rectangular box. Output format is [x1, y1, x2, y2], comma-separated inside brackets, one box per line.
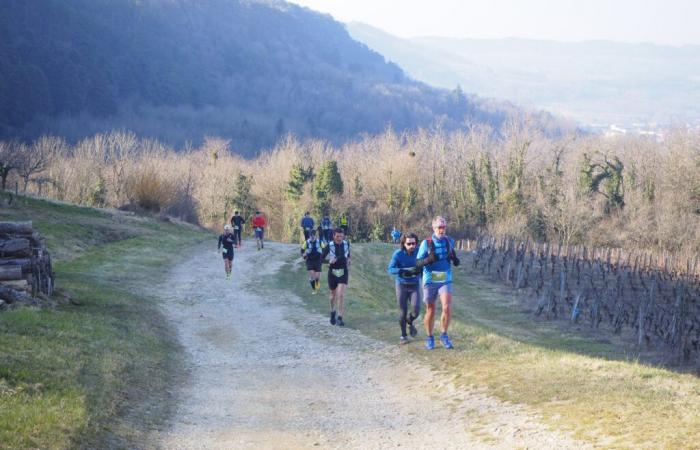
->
[391, 227, 401, 244]
[300, 212, 315, 241]
[321, 215, 333, 243]
[415, 216, 460, 350]
[387, 232, 421, 344]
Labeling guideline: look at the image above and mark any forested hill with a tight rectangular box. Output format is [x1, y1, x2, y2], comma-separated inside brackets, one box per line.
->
[0, 0, 562, 155]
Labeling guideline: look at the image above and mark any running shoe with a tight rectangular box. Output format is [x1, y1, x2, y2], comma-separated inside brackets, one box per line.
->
[400, 336, 409, 345]
[409, 321, 418, 337]
[336, 316, 345, 327]
[425, 335, 435, 350]
[226, 273, 230, 280]
[330, 311, 336, 325]
[440, 332, 454, 349]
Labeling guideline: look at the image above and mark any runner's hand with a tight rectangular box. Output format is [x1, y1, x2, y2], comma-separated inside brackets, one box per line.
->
[399, 268, 417, 278]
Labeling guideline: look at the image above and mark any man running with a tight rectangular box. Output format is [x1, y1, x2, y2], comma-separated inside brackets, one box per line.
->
[251, 211, 267, 250]
[301, 229, 324, 294]
[323, 228, 350, 326]
[230, 210, 245, 248]
[415, 216, 461, 350]
[391, 227, 401, 244]
[387, 232, 421, 344]
[321, 214, 333, 243]
[338, 214, 349, 236]
[217, 224, 236, 279]
[300, 212, 315, 241]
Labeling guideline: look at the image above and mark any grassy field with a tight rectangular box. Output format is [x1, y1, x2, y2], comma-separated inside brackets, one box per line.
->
[273, 242, 700, 449]
[0, 193, 209, 449]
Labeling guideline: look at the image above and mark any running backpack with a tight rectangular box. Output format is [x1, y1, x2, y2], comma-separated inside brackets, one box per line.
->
[426, 237, 452, 263]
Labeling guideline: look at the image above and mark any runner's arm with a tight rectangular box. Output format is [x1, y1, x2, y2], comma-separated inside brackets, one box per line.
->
[415, 240, 436, 269]
[387, 251, 401, 275]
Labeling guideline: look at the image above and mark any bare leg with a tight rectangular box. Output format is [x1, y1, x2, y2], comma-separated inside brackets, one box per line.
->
[329, 289, 337, 312]
[336, 283, 347, 316]
[424, 302, 436, 336]
[439, 293, 452, 333]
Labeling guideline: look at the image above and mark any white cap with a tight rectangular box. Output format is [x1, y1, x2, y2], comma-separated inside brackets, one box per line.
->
[224, 224, 232, 230]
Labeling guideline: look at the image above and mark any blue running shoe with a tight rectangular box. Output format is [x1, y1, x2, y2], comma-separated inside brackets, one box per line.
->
[440, 333, 454, 349]
[425, 335, 435, 350]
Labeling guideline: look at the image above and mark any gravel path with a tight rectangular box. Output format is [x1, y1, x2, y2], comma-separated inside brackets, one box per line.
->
[151, 241, 589, 449]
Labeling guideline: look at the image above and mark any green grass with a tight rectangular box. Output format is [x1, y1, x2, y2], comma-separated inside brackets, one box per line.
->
[0, 192, 209, 449]
[271, 242, 700, 449]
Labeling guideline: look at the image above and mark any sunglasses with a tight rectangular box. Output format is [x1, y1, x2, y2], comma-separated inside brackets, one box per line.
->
[435, 225, 446, 229]
[405, 242, 417, 246]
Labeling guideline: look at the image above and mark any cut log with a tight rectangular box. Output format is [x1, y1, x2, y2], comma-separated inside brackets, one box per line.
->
[0, 258, 31, 271]
[1, 279, 29, 290]
[0, 221, 33, 234]
[0, 284, 36, 305]
[0, 238, 31, 256]
[0, 266, 23, 281]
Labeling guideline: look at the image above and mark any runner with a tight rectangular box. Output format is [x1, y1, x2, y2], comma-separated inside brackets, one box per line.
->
[321, 214, 333, 243]
[251, 211, 267, 250]
[300, 212, 315, 241]
[323, 228, 351, 326]
[387, 232, 421, 344]
[230, 210, 245, 248]
[300, 229, 325, 294]
[338, 214, 349, 236]
[415, 216, 461, 350]
[217, 224, 236, 279]
[391, 227, 401, 244]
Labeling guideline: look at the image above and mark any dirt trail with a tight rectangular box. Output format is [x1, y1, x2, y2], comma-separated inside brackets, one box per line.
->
[151, 241, 589, 449]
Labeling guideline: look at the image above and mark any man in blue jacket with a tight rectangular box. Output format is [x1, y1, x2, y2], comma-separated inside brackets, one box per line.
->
[300, 212, 315, 241]
[387, 232, 421, 344]
[415, 216, 460, 350]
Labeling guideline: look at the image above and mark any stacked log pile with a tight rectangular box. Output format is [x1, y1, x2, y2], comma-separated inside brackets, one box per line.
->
[469, 235, 700, 365]
[0, 221, 54, 309]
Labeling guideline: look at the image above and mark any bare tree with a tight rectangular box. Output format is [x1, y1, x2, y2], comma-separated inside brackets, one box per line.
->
[16, 136, 64, 192]
[0, 141, 22, 190]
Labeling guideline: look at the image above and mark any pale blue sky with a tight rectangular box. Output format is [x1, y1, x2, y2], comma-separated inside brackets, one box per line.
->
[286, 0, 700, 46]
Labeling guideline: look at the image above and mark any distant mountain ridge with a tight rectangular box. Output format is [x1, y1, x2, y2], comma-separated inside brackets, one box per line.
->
[347, 22, 700, 130]
[0, 0, 561, 154]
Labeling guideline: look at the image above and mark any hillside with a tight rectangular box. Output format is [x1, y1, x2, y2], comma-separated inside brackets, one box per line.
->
[347, 22, 700, 131]
[0, 0, 562, 155]
[0, 192, 209, 448]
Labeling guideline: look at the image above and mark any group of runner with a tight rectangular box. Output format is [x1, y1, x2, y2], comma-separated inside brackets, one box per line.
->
[216, 210, 268, 279]
[387, 216, 460, 349]
[219, 211, 459, 350]
[300, 211, 349, 243]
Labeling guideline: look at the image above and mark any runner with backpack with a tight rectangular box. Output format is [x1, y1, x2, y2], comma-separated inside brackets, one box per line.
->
[415, 216, 461, 350]
[301, 229, 325, 294]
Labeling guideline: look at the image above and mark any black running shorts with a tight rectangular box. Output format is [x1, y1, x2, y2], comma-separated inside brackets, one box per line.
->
[328, 267, 349, 290]
[306, 258, 322, 272]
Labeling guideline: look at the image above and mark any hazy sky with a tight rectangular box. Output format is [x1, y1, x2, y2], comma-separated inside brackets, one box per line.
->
[286, 0, 700, 46]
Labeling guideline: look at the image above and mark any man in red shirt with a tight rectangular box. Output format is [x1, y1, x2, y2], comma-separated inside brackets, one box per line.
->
[251, 211, 267, 250]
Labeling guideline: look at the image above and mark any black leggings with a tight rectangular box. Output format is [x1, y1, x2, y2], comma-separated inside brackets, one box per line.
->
[396, 283, 420, 336]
